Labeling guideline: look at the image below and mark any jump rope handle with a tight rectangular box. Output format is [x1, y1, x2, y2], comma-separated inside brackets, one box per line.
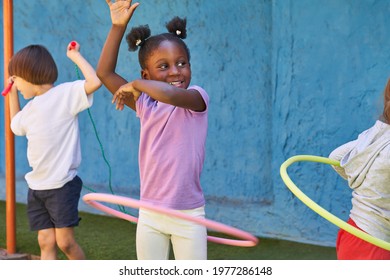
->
[69, 41, 77, 50]
[1, 80, 14, 97]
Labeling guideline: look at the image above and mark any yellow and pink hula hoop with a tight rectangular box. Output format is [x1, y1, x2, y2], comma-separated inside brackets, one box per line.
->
[280, 155, 390, 251]
[83, 193, 258, 247]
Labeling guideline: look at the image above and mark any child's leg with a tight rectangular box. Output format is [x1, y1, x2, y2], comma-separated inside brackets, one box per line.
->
[28, 189, 57, 259]
[136, 209, 171, 260]
[38, 176, 84, 259]
[28, 176, 83, 260]
[170, 207, 207, 260]
[55, 227, 85, 260]
[37, 228, 57, 260]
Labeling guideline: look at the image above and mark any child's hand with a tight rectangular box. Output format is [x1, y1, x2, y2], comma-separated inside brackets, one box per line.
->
[1, 77, 15, 97]
[106, 0, 140, 26]
[67, 41, 80, 59]
[112, 82, 141, 110]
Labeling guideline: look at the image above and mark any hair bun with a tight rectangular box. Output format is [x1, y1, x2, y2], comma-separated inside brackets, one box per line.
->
[126, 25, 151, 51]
[166, 16, 187, 39]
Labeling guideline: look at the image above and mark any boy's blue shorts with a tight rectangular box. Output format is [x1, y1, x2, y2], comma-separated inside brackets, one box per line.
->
[27, 176, 82, 231]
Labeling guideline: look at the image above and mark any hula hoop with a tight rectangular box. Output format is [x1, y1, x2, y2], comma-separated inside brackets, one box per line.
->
[280, 155, 390, 251]
[82, 193, 258, 247]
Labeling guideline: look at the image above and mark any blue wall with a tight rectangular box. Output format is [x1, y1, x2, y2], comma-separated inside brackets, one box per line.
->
[1, 0, 390, 247]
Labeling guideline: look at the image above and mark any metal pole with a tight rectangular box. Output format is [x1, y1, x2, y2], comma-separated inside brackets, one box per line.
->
[3, 0, 16, 254]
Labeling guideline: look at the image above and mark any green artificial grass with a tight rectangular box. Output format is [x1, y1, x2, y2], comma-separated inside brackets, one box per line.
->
[0, 201, 336, 260]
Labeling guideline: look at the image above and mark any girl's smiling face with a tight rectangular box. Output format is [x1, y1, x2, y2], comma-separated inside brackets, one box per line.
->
[141, 40, 191, 89]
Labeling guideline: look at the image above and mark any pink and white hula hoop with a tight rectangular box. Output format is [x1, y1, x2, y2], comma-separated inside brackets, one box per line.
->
[83, 193, 258, 247]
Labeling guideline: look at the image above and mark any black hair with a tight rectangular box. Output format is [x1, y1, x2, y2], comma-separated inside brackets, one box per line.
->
[126, 16, 190, 69]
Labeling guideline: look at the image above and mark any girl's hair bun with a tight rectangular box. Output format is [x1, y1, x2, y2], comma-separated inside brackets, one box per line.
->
[166, 16, 187, 39]
[126, 25, 151, 51]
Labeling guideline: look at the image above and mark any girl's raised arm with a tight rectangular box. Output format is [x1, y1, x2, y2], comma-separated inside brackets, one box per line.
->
[97, 0, 139, 111]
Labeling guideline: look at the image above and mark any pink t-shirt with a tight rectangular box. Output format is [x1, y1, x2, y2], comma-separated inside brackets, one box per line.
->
[136, 85, 209, 210]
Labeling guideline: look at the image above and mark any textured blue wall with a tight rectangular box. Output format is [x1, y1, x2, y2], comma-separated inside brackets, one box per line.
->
[1, 0, 390, 248]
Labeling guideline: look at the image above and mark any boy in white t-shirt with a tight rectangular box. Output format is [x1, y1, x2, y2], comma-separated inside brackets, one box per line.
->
[7, 42, 101, 259]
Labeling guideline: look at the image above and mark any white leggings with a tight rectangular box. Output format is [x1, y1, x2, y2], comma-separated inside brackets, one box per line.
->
[136, 206, 207, 260]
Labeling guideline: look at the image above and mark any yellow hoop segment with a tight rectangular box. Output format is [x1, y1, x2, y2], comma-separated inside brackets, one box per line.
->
[280, 155, 390, 251]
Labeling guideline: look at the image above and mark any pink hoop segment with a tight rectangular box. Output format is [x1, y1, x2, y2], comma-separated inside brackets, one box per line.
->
[82, 193, 258, 247]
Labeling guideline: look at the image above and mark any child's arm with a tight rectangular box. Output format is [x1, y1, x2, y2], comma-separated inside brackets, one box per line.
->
[96, 0, 139, 111]
[66, 41, 102, 95]
[8, 79, 21, 120]
[113, 79, 206, 112]
[329, 140, 357, 180]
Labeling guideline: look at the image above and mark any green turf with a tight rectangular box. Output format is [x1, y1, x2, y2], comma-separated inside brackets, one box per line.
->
[0, 201, 336, 260]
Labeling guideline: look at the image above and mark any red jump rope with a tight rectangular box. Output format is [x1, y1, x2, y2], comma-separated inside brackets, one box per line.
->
[1, 80, 14, 97]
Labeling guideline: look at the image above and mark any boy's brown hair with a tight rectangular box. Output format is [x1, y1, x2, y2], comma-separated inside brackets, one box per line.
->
[8, 44, 58, 85]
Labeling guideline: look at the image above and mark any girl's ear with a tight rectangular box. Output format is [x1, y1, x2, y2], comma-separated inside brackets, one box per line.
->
[141, 69, 149, 80]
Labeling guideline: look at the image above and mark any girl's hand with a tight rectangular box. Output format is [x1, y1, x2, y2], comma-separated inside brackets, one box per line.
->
[106, 0, 140, 26]
[112, 82, 141, 110]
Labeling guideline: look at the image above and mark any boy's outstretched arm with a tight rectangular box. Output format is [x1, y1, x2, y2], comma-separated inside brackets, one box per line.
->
[97, 0, 139, 111]
[67, 41, 102, 95]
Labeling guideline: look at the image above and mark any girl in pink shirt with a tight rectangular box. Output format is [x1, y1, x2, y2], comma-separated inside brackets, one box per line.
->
[97, 0, 209, 260]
